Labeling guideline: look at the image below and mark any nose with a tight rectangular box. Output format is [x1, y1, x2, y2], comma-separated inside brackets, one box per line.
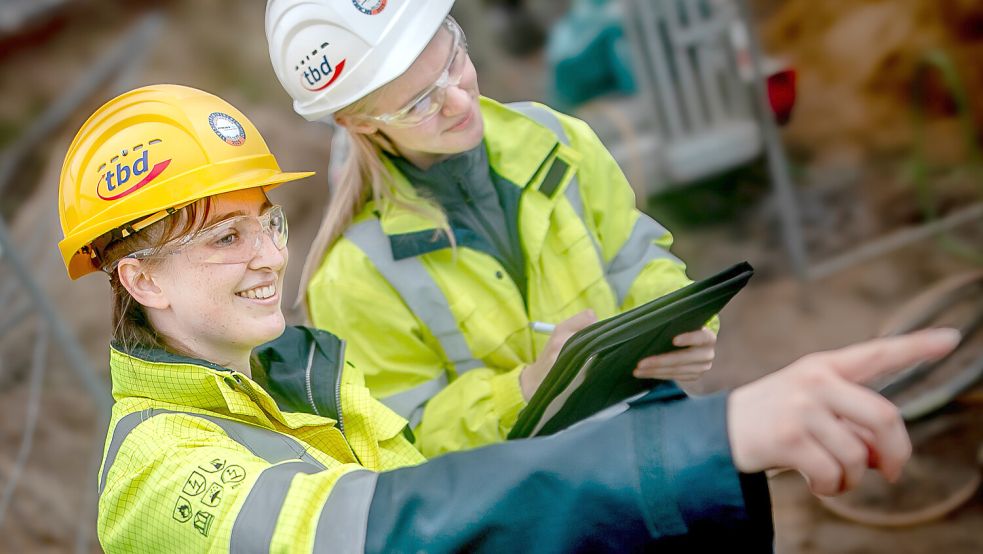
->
[248, 231, 286, 272]
[441, 85, 472, 117]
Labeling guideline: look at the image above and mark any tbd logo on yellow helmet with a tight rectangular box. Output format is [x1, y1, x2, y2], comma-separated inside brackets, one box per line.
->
[96, 140, 171, 201]
[296, 42, 346, 92]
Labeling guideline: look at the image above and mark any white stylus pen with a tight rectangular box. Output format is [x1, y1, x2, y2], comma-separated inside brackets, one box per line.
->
[530, 321, 556, 334]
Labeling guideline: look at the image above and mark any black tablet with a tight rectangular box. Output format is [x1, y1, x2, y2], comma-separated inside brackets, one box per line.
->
[509, 262, 754, 439]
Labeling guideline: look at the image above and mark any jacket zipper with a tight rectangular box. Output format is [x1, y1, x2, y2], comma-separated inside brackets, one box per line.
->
[334, 340, 347, 435]
[230, 374, 266, 417]
[332, 340, 361, 464]
[298, 335, 347, 436]
[303, 338, 321, 416]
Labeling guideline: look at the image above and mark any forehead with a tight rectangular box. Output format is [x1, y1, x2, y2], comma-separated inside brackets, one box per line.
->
[373, 26, 454, 111]
[204, 189, 269, 224]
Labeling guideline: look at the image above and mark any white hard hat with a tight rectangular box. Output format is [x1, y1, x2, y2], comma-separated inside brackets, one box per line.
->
[266, 0, 455, 122]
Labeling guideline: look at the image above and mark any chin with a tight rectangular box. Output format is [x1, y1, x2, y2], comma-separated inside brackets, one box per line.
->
[250, 315, 287, 347]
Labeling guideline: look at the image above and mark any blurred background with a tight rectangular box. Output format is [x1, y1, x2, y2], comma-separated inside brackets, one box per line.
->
[0, 0, 981, 552]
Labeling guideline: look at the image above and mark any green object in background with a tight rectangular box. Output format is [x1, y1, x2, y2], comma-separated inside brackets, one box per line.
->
[909, 49, 983, 265]
[509, 262, 754, 439]
[547, 0, 637, 109]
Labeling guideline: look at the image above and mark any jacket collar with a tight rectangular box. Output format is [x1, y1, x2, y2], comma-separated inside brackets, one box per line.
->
[109, 326, 343, 427]
[367, 96, 563, 257]
[388, 141, 491, 205]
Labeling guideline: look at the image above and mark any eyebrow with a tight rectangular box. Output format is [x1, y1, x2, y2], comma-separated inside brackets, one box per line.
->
[205, 210, 246, 226]
[203, 201, 272, 226]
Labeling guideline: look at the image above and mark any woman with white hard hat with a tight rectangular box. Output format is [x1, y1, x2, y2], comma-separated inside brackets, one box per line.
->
[267, 0, 721, 457]
[61, 83, 959, 552]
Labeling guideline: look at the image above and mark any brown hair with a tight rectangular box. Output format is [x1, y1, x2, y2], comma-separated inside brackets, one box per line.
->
[99, 199, 213, 354]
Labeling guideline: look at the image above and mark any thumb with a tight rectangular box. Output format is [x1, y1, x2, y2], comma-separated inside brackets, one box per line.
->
[823, 328, 961, 384]
[558, 309, 597, 334]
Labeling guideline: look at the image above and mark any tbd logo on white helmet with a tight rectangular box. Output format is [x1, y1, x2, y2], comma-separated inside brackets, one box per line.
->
[296, 42, 346, 92]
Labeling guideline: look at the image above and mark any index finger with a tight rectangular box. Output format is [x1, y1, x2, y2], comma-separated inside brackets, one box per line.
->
[823, 328, 961, 384]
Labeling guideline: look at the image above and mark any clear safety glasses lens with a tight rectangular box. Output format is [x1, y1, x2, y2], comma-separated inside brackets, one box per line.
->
[183, 205, 288, 265]
[370, 18, 469, 128]
[116, 205, 288, 269]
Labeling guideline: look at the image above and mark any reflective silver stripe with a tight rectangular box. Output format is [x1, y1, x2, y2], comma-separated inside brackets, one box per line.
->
[345, 219, 483, 418]
[100, 409, 379, 553]
[606, 216, 683, 305]
[99, 408, 152, 495]
[99, 409, 326, 495]
[313, 470, 379, 553]
[345, 220, 481, 372]
[379, 372, 449, 421]
[230, 461, 322, 554]
[192, 411, 327, 469]
[508, 101, 682, 306]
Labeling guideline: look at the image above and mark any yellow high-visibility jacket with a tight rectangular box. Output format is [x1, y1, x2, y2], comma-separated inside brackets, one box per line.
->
[96, 326, 770, 553]
[309, 98, 715, 457]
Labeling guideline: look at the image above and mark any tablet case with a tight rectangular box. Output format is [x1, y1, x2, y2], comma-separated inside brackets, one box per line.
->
[509, 262, 754, 439]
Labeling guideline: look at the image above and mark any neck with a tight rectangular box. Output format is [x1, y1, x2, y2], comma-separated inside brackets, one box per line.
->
[176, 337, 253, 377]
[153, 322, 253, 377]
[388, 140, 451, 171]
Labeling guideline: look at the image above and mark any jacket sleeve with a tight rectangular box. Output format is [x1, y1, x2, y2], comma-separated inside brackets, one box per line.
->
[99, 394, 772, 553]
[308, 242, 527, 459]
[366, 391, 772, 552]
[557, 111, 720, 331]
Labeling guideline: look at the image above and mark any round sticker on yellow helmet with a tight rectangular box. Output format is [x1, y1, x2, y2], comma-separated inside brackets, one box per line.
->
[208, 112, 246, 146]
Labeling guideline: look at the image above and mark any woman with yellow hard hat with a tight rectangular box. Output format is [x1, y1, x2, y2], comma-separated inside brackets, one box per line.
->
[266, 0, 721, 457]
[61, 84, 958, 552]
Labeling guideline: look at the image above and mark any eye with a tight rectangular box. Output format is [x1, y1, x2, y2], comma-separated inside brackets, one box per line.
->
[212, 230, 239, 248]
[408, 94, 435, 117]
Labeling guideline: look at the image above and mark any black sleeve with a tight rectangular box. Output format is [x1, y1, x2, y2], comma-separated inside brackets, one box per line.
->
[364, 392, 774, 553]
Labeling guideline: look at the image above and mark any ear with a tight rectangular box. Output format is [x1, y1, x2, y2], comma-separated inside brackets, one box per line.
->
[334, 113, 379, 136]
[117, 258, 170, 310]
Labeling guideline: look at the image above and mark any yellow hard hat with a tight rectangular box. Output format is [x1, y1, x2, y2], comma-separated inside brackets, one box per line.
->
[58, 84, 314, 279]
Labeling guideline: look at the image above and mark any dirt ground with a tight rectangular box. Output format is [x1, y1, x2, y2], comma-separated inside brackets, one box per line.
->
[0, 1, 981, 552]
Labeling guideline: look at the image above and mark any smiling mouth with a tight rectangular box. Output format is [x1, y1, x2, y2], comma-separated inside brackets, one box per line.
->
[447, 107, 473, 132]
[235, 283, 276, 300]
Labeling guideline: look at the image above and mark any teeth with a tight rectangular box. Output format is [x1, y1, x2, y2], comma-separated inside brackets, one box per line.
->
[237, 284, 275, 300]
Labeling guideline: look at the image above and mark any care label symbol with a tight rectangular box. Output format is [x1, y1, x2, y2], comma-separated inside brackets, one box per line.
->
[202, 482, 224, 507]
[182, 470, 207, 496]
[199, 458, 226, 473]
[221, 465, 246, 484]
[193, 511, 214, 537]
[172, 496, 193, 523]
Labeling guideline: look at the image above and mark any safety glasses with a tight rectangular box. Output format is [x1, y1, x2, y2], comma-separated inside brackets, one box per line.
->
[109, 205, 288, 271]
[361, 16, 470, 128]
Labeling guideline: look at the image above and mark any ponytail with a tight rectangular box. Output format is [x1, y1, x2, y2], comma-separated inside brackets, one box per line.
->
[297, 94, 453, 312]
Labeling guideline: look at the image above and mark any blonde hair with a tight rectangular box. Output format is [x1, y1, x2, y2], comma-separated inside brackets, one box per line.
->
[297, 88, 452, 311]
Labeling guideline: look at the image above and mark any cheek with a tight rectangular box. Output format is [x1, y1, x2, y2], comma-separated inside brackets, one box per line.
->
[168, 265, 239, 311]
[462, 64, 479, 92]
[386, 122, 442, 151]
